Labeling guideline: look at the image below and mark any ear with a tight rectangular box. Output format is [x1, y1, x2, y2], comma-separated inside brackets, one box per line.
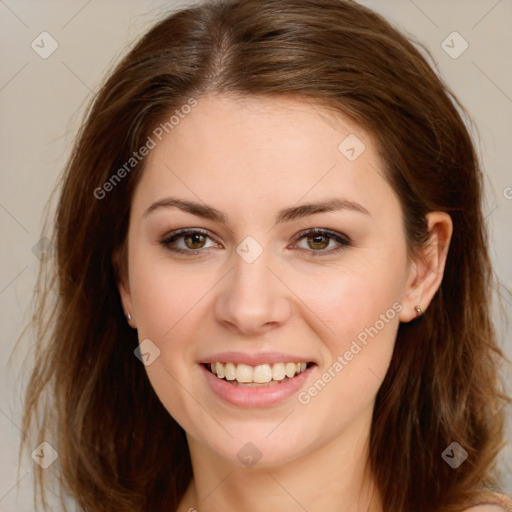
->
[399, 212, 453, 323]
[112, 247, 136, 328]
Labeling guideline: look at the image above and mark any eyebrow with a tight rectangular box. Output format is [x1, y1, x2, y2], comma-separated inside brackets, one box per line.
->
[143, 196, 371, 224]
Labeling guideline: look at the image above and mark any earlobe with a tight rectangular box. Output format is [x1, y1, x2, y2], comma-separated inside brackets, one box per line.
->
[118, 279, 136, 328]
[413, 305, 423, 317]
[399, 211, 453, 323]
[112, 248, 135, 327]
[121, 296, 132, 322]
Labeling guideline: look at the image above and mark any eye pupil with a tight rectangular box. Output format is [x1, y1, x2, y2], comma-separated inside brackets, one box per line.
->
[186, 234, 205, 249]
[308, 234, 329, 250]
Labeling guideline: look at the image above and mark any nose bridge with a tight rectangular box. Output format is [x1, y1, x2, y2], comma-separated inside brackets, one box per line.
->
[230, 240, 277, 308]
[215, 236, 291, 333]
[233, 244, 272, 293]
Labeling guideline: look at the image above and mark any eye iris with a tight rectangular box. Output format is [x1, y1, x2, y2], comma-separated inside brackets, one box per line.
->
[185, 234, 206, 249]
[307, 234, 329, 250]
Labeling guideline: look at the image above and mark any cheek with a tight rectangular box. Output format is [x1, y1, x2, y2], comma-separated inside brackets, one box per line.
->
[294, 257, 405, 346]
[128, 256, 212, 432]
[129, 247, 209, 341]
[288, 248, 406, 397]
[290, 271, 402, 437]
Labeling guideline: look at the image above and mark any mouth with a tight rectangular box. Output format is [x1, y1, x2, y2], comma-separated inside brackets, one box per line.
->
[203, 361, 316, 387]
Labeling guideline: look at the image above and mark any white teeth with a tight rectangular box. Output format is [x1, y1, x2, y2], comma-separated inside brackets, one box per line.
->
[215, 362, 225, 378]
[272, 362, 286, 381]
[253, 364, 272, 383]
[207, 361, 310, 383]
[235, 364, 253, 383]
[285, 362, 297, 378]
[224, 362, 236, 381]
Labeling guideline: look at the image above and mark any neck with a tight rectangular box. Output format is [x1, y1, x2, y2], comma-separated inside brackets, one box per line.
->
[176, 406, 382, 512]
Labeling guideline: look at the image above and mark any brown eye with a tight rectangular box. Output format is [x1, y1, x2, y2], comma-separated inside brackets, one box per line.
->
[293, 229, 351, 257]
[183, 233, 207, 249]
[160, 229, 219, 255]
[306, 233, 330, 250]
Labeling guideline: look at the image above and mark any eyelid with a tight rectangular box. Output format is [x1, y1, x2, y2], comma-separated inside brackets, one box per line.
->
[159, 228, 221, 251]
[159, 227, 352, 256]
[289, 228, 352, 256]
[292, 227, 351, 245]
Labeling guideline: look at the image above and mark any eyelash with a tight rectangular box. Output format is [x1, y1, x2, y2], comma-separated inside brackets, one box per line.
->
[159, 228, 352, 257]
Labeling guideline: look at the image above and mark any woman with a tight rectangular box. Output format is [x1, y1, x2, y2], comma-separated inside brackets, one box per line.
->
[20, 0, 512, 510]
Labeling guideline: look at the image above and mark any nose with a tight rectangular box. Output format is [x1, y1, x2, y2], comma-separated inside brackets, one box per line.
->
[214, 247, 292, 335]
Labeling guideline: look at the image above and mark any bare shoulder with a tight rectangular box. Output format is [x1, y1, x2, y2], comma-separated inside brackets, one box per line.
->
[460, 491, 512, 512]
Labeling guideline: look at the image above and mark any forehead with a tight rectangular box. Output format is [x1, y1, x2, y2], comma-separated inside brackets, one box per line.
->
[132, 94, 395, 221]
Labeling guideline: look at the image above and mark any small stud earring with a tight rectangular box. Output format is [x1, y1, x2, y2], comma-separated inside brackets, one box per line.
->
[121, 297, 132, 322]
[414, 305, 423, 317]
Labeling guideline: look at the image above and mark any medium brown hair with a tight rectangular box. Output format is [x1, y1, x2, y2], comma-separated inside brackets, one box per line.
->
[19, 0, 510, 510]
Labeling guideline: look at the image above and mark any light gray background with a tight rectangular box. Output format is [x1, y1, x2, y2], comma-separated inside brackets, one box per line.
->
[1, 1, 511, 510]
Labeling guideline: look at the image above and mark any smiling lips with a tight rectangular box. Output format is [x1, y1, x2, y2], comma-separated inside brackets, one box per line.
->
[207, 361, 309, 385]
[201, 356, 316, 406]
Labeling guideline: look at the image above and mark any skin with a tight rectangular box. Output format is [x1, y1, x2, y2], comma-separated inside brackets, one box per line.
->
[117, 94, 453, 512]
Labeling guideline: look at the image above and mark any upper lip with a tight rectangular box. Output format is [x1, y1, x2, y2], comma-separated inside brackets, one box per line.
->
[200, 351, 317, 366]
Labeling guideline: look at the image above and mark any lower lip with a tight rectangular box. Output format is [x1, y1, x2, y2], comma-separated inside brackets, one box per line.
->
[201, 364, 315, 407]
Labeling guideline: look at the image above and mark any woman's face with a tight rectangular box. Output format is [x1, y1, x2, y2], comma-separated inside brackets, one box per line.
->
[121, 94, 415, 468]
